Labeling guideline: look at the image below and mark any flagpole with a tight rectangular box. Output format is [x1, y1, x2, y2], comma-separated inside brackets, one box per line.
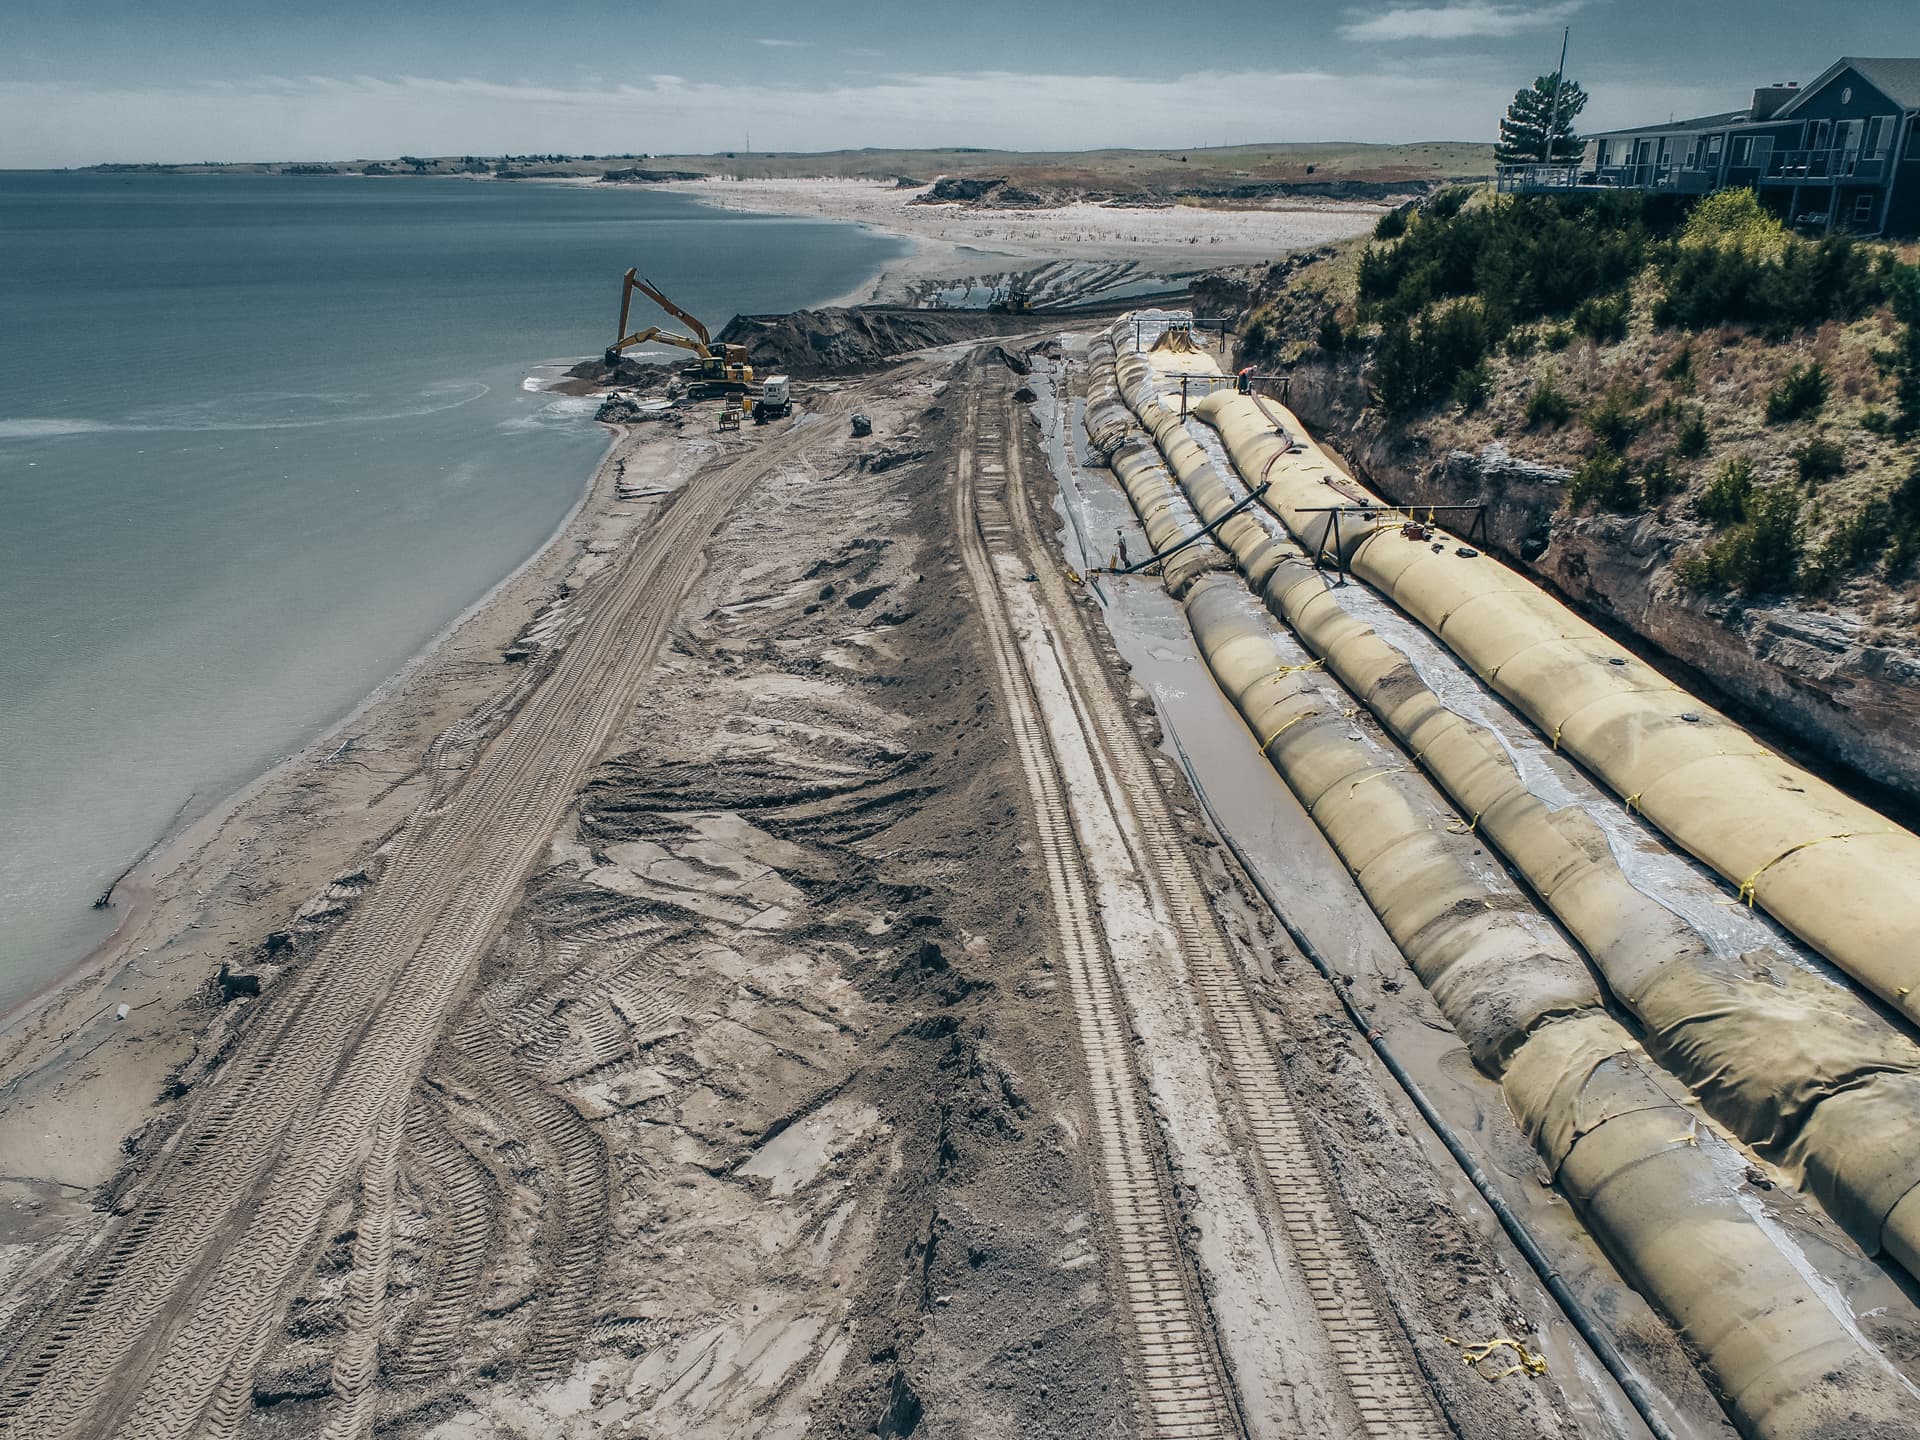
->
[1544, 26, 1570, 162]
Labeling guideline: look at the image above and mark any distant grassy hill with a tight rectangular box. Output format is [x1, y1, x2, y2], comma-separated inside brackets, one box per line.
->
[80, 141, 1492, 197]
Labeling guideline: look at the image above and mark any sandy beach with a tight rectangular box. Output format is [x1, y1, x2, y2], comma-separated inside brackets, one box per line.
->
[662, 176, 1385, 303]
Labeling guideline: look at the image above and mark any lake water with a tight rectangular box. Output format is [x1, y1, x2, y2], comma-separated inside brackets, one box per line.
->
[0, 172, 907, 1014]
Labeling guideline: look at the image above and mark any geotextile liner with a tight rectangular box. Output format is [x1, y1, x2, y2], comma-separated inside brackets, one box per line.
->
[1183, 576, 1920, 1439]
[1190, 388, 1920, 1041]
[1101, 354, 1920, 1276]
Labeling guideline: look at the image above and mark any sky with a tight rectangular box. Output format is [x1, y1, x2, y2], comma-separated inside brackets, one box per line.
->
[2, 1, 1914, 168]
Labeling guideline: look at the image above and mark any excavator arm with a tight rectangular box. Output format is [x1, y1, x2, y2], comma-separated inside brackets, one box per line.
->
[605, 268, 753, 389]
[626, 270, 713, 348]
[603, 324, 710, 368]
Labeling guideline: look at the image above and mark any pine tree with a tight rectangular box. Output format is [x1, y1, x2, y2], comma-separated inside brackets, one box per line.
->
[1496, 73, 1589, 164]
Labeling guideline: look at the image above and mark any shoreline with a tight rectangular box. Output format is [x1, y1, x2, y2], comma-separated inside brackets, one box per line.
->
[0, 415, 667, 1201]
[0, 187, 925, 1035]
[0, 422, 623, 1039]
[0, 186, 919, 1193]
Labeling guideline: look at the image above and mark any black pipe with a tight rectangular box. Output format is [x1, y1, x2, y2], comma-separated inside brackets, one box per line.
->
[1156, 719, 1680, 1440]
[1099, 481, 1271, 577]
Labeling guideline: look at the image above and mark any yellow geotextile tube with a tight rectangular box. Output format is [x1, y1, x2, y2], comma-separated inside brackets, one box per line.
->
[1267, 551, 1920, 1269]
[1082, 333, 1221, 595]
[1185, 576, 1920, 1440]
[1193, 388, 1920, 1029]
[1108, 353, 1920, 1273]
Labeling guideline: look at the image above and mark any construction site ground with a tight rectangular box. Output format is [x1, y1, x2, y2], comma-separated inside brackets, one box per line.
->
[0, 335, 1769, 1438]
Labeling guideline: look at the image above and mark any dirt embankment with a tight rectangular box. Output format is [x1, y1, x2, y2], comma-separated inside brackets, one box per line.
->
[1277, 352, 1920, 806]
[716, 306, 1123, 377]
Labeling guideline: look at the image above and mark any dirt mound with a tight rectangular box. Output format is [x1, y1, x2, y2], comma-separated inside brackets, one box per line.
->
[910, 175, 1046, 208]
[716, 307, 1054, 376]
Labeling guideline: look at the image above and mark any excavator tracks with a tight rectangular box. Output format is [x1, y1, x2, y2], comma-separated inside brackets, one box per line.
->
[0, 401, 849, 1440]
[959, 375, 1449, 1438]
[957, 396, 1243, 1439]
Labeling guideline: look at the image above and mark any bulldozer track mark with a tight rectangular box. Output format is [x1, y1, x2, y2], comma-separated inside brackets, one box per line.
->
[1002, 385, 1450, 1439]
[0, 402, 851, 1440]
[445, 1018, 610, 1379]
[318, 1103, 404, 1440]
[956, 392, 1241, 1439]
[382, 1104, 497, 1386]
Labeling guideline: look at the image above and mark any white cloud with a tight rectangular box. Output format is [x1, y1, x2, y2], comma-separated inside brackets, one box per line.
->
[1340, 2, 1580, 42]
[755, 38, 812, 48]
[1, 65, 1530, 168]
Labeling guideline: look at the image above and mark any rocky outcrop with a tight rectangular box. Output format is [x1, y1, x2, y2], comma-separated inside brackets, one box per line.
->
[1283, 356, 1920, 805]
[909, 176, 1045, 207]
[598, 167, 707, 184]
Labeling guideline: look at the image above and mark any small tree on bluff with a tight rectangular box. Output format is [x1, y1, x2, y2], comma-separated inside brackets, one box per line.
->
[1496, 72, 1589, 164]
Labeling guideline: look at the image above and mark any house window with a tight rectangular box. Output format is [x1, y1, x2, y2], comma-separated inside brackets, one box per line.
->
[1732, 136, 1755, 166]
[1854, 192, 1876, 224]
[1706, 133, 1725, 164]
[1595, 139, 1611, 167]
[1808, 119, 1831, 150]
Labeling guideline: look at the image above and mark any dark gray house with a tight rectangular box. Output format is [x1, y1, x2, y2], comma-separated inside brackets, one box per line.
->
[1497, 56, 1920, 235]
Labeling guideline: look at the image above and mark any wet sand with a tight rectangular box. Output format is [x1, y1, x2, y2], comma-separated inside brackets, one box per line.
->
[0, 423, 647, 1201]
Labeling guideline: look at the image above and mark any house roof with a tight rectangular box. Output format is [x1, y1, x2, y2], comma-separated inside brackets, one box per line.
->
[1782, 57, 1920, 114]
[1588, 110, 1749, 140]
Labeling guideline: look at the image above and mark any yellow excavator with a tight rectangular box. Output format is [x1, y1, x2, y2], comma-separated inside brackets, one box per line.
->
[604, 268, 754, 399]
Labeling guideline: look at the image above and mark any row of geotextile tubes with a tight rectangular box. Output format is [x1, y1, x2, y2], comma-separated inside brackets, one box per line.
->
[1084, 330, 1224, 593]
[1186, 383, 1920, 1276]
[1090, 321, 1920, 1439]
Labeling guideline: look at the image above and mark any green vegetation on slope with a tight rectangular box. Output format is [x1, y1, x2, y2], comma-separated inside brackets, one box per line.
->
[1241, 185, 1920, 599]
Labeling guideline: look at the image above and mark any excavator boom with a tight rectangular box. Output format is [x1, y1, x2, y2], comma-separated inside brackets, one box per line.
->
[629, 271, 713, 348]
[605, 268, 754, 394]
[608, 324, 708, 359]
[616, 271, 709, 357]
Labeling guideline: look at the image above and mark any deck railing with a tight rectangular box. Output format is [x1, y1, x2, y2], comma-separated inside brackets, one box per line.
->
[1761, 148, 1889, 183]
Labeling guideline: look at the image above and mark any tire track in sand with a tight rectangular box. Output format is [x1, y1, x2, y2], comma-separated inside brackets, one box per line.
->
[997, 385, 1450, 1439]
[0, 399, 852, 1440]
[955, 387, 1242, 1440]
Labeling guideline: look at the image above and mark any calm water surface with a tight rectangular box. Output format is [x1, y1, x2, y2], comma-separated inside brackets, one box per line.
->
[0, 172, 905, 1012]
